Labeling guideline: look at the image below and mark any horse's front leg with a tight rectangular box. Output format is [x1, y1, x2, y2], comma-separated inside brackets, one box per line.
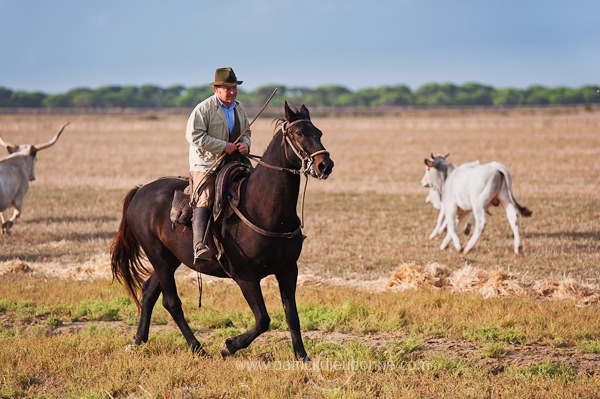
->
[221, 278, 270, 357]
[276, 267, 309, 362]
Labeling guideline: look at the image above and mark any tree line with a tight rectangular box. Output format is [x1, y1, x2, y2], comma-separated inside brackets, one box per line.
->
[1, 82, 598, 109]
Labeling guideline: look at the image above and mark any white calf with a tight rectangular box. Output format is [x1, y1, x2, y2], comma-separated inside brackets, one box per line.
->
[421, 154, 531, 254]
[422, 157, 480, 239]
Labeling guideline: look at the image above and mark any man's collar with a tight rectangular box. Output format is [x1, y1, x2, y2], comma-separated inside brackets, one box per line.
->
[216, 95, 237, 110]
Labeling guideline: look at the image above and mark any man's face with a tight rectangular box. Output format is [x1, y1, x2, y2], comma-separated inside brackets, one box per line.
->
[214, 85, 238, 106]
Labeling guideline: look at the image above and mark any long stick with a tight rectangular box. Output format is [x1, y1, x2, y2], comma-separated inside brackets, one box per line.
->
[204, 87, 279, 176]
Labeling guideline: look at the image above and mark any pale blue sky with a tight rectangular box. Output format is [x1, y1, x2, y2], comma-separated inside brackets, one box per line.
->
[1, 0, 598, 94]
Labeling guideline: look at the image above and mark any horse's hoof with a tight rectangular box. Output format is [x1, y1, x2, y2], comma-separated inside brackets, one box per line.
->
[124, 344, 137, 352]
[220, 338, 236, 358]
[192, 345, 209, 358]
[298, 354, 311, 363]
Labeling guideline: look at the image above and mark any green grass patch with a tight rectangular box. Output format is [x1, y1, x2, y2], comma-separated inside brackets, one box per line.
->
[481, 342, 509, 358]
[514, 360, 577, 381]
[577, 340, 600, 354]
[72, 297, 132, 321]
[469, 326, 525, 344]
[46, 315, 63, 327]
[388, 337, 423, 359]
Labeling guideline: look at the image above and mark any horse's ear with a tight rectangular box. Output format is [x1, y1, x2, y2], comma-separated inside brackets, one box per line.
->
[284, 101, 298, 121]
[300, 104, 311, 120]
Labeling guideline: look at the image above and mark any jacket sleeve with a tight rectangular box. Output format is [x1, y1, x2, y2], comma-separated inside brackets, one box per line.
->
[185, 104, 226, 155]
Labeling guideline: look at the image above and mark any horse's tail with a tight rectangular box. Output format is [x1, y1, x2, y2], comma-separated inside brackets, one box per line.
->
[110, 186, 151, 311]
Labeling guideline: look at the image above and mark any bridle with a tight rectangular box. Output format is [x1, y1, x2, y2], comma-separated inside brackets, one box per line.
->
[237, 118, 331, 238]
[281, 119, 330, 176]
[247, 119, 330, 177]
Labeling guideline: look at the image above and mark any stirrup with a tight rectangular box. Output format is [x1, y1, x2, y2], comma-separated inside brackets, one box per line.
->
[194, 243, 213, 262]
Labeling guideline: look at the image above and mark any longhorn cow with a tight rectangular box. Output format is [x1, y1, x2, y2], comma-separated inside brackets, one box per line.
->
[0, 123, 68, 234]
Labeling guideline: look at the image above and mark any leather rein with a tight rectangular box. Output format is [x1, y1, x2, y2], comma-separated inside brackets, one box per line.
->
[230, 119, 329, 239]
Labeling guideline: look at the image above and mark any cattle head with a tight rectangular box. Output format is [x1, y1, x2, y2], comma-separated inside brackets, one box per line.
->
[421, 153, 451, 195]
[0, 122, 69, 181]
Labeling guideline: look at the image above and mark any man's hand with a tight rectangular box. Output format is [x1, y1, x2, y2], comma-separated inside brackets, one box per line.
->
[224, 142, 238, 155]
[236, 142, 249, 154]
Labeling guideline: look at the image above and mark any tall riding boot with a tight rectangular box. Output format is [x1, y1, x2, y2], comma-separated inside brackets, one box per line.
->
[192, 207, 213, 263]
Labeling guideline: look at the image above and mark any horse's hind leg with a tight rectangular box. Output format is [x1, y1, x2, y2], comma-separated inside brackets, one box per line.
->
[158, 269, 205, 353]
[144, 246, 205, 354]
[221, 278, 270, 357]
[276, 268, 309, 361]
[134, 272, 161, 345]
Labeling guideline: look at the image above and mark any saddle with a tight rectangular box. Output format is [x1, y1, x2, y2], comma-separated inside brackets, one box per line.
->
[169, 162, 252, 232]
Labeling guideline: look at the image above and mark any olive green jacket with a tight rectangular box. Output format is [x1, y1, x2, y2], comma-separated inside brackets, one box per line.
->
[185, 94, 251, 172]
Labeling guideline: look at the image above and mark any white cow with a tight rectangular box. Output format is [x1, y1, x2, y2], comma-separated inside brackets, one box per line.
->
[421, 154, 531, 254]
[422, 156, 480, 239]
[0, 123, 68, 234]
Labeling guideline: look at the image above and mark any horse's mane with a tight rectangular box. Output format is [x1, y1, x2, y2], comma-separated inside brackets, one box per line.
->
[273, 118, 285, 132]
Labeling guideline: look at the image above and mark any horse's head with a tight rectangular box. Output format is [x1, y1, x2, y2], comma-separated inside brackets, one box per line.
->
[280, 101, 334, 179]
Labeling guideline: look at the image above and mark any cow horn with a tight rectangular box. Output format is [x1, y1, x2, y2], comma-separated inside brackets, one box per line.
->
[33, 122, 69, 151]
[445, 153, 450, 158]
[430, 153, 434, 159]
[0, 134, 18, 151]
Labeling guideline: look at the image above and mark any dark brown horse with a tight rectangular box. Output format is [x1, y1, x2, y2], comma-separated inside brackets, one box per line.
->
[110, 102, 334, 361]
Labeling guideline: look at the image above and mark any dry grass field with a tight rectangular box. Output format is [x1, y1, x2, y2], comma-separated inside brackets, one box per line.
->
[1, 107, 599, 397]
[1, 107, 598, 283]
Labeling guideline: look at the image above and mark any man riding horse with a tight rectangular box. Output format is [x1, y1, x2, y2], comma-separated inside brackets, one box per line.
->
[185, 67, 251, 263]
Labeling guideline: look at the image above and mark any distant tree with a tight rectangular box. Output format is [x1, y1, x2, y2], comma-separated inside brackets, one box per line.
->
[305, 85, 352, 106]
[371, 85, 414, 106]
[67, 87, 99, 107]
[0, 82, 597, 109]
[10, 91, 45, 107]
[581, 85, 600, 104]
[544, 87, 584, 105]
[492, 88, 524, 105]
[333, 92, 361, 106]
[0, 87, 13, 107]
[244, 84, 285, 107]
[454, 83, 494, 105]
[43, 94, 71, 107]
[138, 85, 163, 107]
[93, 85, 129, 107]
[174, 86, 214, 107]
[414, 83, 457, 106]
[161, 85, 185, 107]
[252, 84, 282, 99]
[351, 88, 380, 106]
[301, 91, 325, 107]
[523, 85, 550, 105]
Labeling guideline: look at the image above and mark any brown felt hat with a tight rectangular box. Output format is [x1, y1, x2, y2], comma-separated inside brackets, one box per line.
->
[210, 67, 243, 87]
